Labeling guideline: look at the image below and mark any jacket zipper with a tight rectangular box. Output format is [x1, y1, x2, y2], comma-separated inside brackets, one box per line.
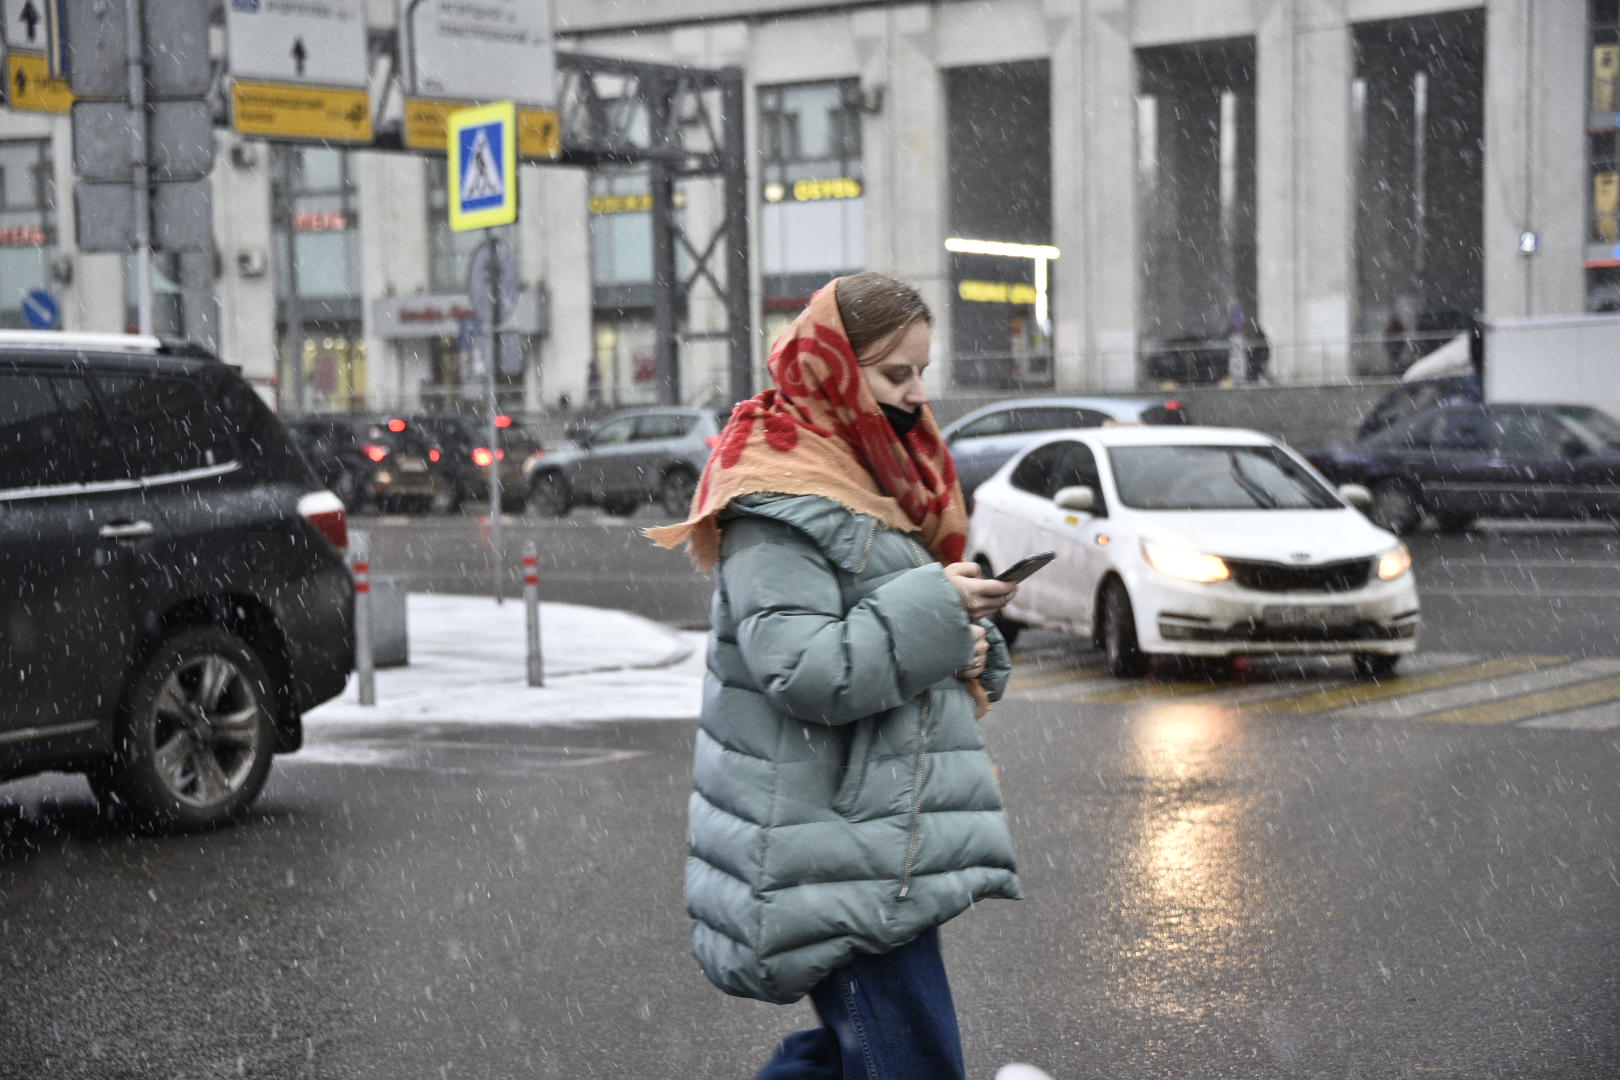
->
[897, 690, 932, 899]
[854, 518, 878, 573]
[897, 535, 935, 900]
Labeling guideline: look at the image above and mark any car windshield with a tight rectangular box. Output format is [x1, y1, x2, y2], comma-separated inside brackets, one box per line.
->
[1108, 444, 1342, 510]
[1554, 406, 1620, 450]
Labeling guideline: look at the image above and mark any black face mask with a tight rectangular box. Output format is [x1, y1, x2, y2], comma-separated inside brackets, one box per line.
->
[881, 402, 922, 439]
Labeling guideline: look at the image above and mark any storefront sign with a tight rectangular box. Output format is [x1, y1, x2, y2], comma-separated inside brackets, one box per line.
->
[0, 225, 49, 247]
[292, 210, 352, 232]
[372, 289, 547, 339]
[588, 191, 687, 215]
[762, 177, 863, 203]
[958, 279, 1038, 305]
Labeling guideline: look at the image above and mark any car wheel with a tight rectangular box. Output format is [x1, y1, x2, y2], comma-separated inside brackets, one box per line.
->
[90, 627, 276, 833]
[1352, 652, 1400, 680]
[975, 556, 1024, 649]
[1101, 579, 1149, 678]
[659, 468, 698, 518]
[1369, 480, 1422, 535]
[529, 472, 573, 517]
[1432, 513, 1474, 534]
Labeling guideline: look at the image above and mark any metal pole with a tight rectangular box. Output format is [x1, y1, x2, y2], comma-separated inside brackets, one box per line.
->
[485, 230, 504, 605]
[351, 530, 375, 706]
[125, 0, 152, 335]
[522, 541, 543, 687]
[649, 79, 679, 406]
[721, 68, 752, 404]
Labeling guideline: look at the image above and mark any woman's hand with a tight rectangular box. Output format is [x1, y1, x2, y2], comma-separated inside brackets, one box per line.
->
[956, 623, 989, 680]
[943, 561, 1016, 621]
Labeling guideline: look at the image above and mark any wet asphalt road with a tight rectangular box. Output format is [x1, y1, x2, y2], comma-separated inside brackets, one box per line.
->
[1, 514, 1618, 1078]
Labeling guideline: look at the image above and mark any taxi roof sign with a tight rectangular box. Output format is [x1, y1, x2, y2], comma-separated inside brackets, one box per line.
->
[448, 101, 517, 232]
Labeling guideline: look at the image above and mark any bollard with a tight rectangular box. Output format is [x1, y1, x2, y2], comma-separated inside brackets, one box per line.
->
[352, 529, 376, 706]
[523, 540, 544, 687]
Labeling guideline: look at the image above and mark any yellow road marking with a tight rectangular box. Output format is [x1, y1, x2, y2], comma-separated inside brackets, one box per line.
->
[1010, 665, 1108, 691]
[1252, 656, 1564, 715]
[1419, 675, 1620, 725]
[1064, 681, 1231, 705]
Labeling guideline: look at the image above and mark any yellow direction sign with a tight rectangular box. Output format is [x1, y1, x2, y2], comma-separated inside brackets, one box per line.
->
[448, 101, 517, 232]
[5, 50, 72, 114]
[406, 98, 560, 160]
[230, 79, 371, 143]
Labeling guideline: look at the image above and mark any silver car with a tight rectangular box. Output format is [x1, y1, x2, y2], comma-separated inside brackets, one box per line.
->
[942, 395, 1190, 506]
[526, 406, 729, 517]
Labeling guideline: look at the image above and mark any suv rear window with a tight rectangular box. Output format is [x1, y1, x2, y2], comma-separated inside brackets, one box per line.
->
[0, 371, 82, 490]
[86, 372, 237, 480]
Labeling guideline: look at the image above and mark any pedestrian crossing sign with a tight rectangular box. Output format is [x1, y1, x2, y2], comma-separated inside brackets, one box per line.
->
[448, 101, 517, 232]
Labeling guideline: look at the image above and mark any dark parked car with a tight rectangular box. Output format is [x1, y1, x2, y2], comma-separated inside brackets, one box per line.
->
[526, 406, 727, 517]
[404, 412, 541, 512]
[940, 395, 1191, 506]
[1355, 373, 1481, 440]
[285, 415, 439, 513]
[1308, 402, 1620, 534]
[0, 332, 354, 831]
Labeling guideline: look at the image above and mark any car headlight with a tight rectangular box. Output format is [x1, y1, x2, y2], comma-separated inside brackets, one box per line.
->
[1142, 540, 1230, 583]
[1377, 543, 1412, 580]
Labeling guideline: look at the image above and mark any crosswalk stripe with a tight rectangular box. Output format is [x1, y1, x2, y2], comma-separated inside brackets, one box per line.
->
[1061, 680, 1227, 705]
[1418, 674, 1620, 725]
[1522, 700, 1620, 730]
[1322, 658, 1620, 723]
[1248, 656, 1564, 715]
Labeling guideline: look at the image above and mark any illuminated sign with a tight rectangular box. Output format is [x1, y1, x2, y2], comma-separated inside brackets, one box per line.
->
[292, 211, 351, 232]
[958, 280, 1039, 305]
[761, 177, 864, 203]
[589, 191, 687, 215]
[0, 225, 49, 247]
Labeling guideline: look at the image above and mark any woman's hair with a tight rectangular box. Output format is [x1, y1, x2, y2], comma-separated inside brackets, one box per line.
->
[835, 273, 933, 365]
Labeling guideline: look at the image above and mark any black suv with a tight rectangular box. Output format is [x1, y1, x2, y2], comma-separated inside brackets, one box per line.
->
[402, 412, 540, 512]
[0, 333, 354, 831]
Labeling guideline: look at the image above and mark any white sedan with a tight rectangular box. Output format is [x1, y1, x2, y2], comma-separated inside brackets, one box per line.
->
[968, 426, 1420, 678]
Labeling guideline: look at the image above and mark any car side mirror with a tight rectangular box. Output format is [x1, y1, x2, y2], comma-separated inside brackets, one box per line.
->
[1561, 438, 1588, 458]
[1053, 485, 1096, 513]
[1338, 483, 1372, 511]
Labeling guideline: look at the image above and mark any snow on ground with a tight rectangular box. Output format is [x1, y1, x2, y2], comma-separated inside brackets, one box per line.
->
[304, 593, 706, 726]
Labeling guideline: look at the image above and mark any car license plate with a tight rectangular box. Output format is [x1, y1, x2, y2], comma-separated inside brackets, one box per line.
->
[1263, 604, 1356, 627]
[400, 459, 426, 473]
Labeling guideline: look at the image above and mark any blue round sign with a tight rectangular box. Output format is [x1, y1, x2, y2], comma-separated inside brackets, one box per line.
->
[22, 289, 58, 330]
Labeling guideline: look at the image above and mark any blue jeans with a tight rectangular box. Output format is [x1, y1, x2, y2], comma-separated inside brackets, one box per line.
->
[752, 926, 965, 1080]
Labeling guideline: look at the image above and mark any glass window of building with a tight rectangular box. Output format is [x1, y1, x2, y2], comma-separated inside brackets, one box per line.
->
[273, 146, 366, 413]
[758, 80, 866, 346]
[1590, 0, 1620, 307]
[0, 140, 55, 330]
[944, 61, 1053, 388]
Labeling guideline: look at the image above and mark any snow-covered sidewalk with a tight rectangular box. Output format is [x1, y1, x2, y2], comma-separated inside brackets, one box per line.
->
[304, 593, 707, 726]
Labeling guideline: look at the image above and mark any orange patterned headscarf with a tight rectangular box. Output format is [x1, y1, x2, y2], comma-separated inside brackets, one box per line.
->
[645, 278, 969, 573]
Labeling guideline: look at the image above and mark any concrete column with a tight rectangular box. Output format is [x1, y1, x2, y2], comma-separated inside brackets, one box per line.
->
[1256, 6, 1353, 381]
[539, 164, 592, 410]
[1056, 0, 1135, 390]
[860, 6, 951, 373]
[1483, 0, 1586, 319]
[357, 149, 428, 413]
[210, 134, 276, 384]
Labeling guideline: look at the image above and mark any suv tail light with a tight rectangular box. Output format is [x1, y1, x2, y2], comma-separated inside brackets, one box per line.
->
[362, 442, 390, 463]
[471, 447, 504, 467]
[298, 491, 348, 552]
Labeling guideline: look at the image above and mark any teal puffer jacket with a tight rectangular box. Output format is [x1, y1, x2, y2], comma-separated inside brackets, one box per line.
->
[686, 493, 1022, 1005]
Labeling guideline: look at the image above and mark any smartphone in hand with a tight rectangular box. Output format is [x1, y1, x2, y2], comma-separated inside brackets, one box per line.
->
[995, 551, 1056, 583]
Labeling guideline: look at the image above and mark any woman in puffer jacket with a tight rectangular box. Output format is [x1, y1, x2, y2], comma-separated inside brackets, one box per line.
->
[648, 273, 1024, 1079]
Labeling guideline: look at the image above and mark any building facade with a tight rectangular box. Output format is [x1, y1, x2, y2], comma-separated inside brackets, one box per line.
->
[0, 0, 1602, 414]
